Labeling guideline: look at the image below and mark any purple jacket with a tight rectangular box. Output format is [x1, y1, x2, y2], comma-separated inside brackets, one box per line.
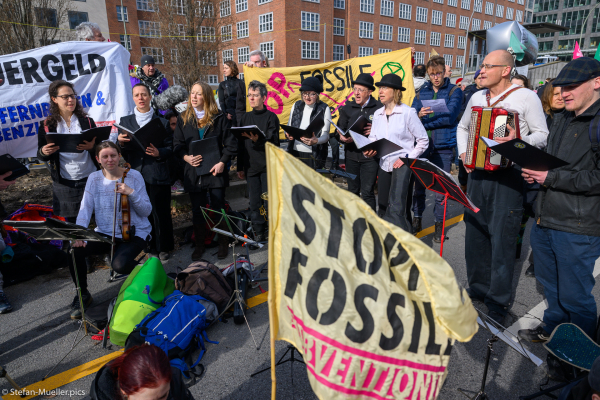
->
[130, 75, 169, 94]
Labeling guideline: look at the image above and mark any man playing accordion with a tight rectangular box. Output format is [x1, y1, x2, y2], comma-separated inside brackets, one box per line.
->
[457, 49, 549, 324]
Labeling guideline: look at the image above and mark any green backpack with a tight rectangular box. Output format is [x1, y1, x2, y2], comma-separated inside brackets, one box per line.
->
[109, 258, 175, 346]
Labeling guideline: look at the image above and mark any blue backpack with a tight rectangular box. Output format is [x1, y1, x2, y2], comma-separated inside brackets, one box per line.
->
[126, 290, 218, 378]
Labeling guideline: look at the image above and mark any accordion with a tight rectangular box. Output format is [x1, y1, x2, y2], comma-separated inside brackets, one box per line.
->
[465, 107, 521, 172]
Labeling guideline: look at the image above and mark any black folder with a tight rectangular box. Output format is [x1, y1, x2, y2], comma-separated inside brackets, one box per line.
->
[114, 119, 168, 151]
[190, 137, 220, 176]
[230, 125, 265, 141]
[0, 154, 29, 181]
[480, 137, 569, 171]
[331, 115, 370, 137]
[280, 111, 325, 140]
[45, 126, 112, 153]
[347, 130, 403, 159]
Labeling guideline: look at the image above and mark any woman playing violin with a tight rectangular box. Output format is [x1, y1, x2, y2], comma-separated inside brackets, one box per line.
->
[68, 141, 153, 320]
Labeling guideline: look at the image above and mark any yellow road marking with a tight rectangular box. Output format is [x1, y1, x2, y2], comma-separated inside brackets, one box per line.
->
[246, 291, 269, 308]
[415, 214, 464, 238]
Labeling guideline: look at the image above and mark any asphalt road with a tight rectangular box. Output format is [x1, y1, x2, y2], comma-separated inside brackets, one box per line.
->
[0, 187, 597, 400]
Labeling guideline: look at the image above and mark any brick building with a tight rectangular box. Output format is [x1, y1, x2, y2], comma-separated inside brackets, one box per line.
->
[98, 0, 527, 86]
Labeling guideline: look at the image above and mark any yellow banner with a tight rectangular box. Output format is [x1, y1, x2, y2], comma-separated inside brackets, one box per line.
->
[245, 49, 414, 138]
[266, 143, 478, 400]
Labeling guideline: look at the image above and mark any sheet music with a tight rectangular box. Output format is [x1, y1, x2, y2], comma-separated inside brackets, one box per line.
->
[348, 130, 372, 149]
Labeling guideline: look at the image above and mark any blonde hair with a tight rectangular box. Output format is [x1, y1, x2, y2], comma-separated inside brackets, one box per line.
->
[181, 81, 219, 128]
[392, 89, 403, 105]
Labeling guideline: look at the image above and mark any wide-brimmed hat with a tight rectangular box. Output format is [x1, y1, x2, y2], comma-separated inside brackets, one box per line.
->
[351, 73, 375, 91]
[553, 57, 600, 87]
[375, 74, 406, 91]
[299, 75, 323, 93]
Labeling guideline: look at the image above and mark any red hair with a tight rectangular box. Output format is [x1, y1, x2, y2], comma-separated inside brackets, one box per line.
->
[109, 344, 172, 398]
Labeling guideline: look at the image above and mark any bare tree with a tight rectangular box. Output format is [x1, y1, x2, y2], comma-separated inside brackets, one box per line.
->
[0, 0, 72, 55]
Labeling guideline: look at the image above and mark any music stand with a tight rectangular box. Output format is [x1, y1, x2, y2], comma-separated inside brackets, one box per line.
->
[3, 219, 112, 379]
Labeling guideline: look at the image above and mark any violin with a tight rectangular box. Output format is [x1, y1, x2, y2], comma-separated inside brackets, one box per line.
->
[111, 163, 133, 262]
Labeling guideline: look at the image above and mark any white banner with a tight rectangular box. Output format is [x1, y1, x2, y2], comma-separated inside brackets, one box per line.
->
[0, 41, 135, 158]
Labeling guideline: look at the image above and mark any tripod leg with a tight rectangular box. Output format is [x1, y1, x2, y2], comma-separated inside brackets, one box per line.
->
[0, 365, 23, 391]
[43, 322, 87, 380]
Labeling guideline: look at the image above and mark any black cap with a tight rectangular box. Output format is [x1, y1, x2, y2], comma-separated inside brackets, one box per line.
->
[351, 73, 375, 91]
[141, 55, 156, 67]
[553, 57, 600, 87]
[589, 356, 600, 392]
[299, 75, 323, 93]
[375, 73, 406, 91]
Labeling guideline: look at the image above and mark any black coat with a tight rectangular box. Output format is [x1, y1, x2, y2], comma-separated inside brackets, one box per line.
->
[173, 112, 237, 191]
[37, 115, 98, 183]
[335, 97, 383, 161]
[118, 113, 172, 186]
[218, 77, 245, 125]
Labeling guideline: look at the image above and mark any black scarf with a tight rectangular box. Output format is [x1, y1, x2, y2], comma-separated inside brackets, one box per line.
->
[136, 67, 165, 95]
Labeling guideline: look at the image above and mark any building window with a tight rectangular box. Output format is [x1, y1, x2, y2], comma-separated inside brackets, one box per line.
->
[458, 35, 466, 49]
[474, 1, 482, 12]
[558, 38, 585, 50]
[142, 47, 163, 63]
[472, 18, 481, 30]
[538, 41, 554, 52]
[485, 1, 493, 14]
[516, 9, 523, 21]
[334, 0, 345, 8]
[589, 36, 600, 48]
[398, 27, 410, 43]
[235, 0, 247, 13]
[198, 26, 215, 42]
[172, 0, 185, 15]
[301, 12, 320, 32]
[432, 10, 443, 25]
[496, 4, 504, 17]
[517, 0, 524, 4]
[534, 0, 559, 10]
[117, 6, 128, 22]
[358, 46, 373, 57]
[564, 0, 590, 7]
[506, 7, 514, 19]
[221, 25, 232, 41]
[333, 44, 344, 60]
[172, 23, 186, 40]
[380, 0, 394, 16]
[360, 0, 375, 13]
[398, 3, 412, 19]
[415, 51, 425, 64]
[259, 0, 271, 3]
[445, 34, 455, 47]
[333, 18, 344, 36]
[447, 13, 456, 27]
[137, 0, 155, 11]
[196, 1, 214, 17]
[430, 32, 441, 46]
[416, 7, 427, 22]
[260, 41, 274, 60]
[68, 11, 88, 29]
[483, 20, 492, 29]
[238, 46, 250, 63]
[457, 55, 464, 68]
[259, 12, 273, 32]
[239, 73, 244, 80]
[207, 75, 218, 84]
[359, 21, 374, 38]
[36, 8, 58, 27]
[379, 24, 393, 41]
[444, 54, 453, 67]
[461, 0, 470, 10]
[222, 49, 233, 62]
[120, 34, 131, 50]
[171, 49, 179, 64]
[379, 48, 391, 53]
[237, 20, 248, 38]
[139, 21, 161, 37]
[594, 8, 599, 33]
[561, 10, 590, 35]
[173, 75, 183, 85]
[415, 29, 426, 44]
[200, 51, 217, 66]
[448, 0, 457, 6]
[459, 15, 469, 29]
[220, 0, 231, 17]
[301, 41, 320, 59]
[434, 0, 444, 4]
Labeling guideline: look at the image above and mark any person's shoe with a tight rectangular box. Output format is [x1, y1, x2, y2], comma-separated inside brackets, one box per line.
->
[171, 180, 185, 193]
[433, 222, 447, 243]
[412, 217, 422, 234]
[70, 290, 93, 320]
[85, 257, 95, 274]
[525, 263, 535, 277]
[0, 291, 13, 314]
[487, 310, 506, 326]
[518, 326, 550, 343]
[192, 225, 206, 261]
[159, 252, 170, 261]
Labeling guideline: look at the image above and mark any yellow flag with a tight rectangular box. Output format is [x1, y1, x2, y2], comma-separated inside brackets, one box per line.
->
[245, 48, 414, 139]
[430, 48, 439, 58]
[266, 144, 478, 400]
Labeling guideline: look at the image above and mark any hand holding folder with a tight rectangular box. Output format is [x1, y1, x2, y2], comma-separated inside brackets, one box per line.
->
[230, 125, 265, 141]
[114, 119, 168, 152]
[281, 110, 325, 140]
[0, 154, 29, 183]
[45, 126, 112, 153]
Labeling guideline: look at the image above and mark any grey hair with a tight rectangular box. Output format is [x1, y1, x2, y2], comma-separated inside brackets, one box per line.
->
[248, 80, 268, 98]
[75, 22, 101, 41]
[249, 50, 266, 63]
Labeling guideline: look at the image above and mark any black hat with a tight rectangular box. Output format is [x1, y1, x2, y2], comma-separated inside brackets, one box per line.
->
[141, 55, 156, 67]
[299, 75, 323, 93]
[351, 73, 375, 91]
[553, 57, 600, 87]
[589, 356, 600, 392]
[375, 74, 406, 91]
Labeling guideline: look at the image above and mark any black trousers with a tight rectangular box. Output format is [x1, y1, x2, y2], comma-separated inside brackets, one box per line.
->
[345, 157, 378, 211]
[329, 137, 340, 168]
[189, 188, 225, 226]
[378, 165, 413, 233]
[464, 168, 524, 315]
[289, 149, 315, 169]
[247, 172, 268, 232]
[69, 235, 146, 291]
[146, 183, 174, 253]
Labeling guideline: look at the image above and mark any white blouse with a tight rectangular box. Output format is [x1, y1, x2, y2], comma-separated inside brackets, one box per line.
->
[288, 102, 332, 153]
[57, 114, 97, 180]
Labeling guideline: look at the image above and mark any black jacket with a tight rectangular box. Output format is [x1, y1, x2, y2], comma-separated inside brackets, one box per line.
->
[37, 116, 98, 183]
[88, 364, 194, 400]
[535, 98, 600, 236]
[235, 77, 248, 125]
[173, 112, 237, 191]
[218, 77, 245, 125]
[335, 97, 383, 161]
[237, 108, 280, 176]
[118, 113, 172, 186]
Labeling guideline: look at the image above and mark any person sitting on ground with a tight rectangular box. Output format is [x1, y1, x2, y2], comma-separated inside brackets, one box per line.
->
[89, 344, 195, 400]
[511, 74, 530, 89]
[236, 80, 280, 242]
[75, 22, 106, 42]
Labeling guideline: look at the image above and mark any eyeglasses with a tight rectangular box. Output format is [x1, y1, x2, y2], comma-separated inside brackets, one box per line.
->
[479, 63, 508, 70]
[353, 87, 368, 93]
[428, 72, 444, 78]
[301, 92, 318, 98]
[56, 94, 77, 100]
[246, 94, 262, 98]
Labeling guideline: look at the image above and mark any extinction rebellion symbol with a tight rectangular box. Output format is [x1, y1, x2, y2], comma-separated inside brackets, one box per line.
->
[514, 142, 526, 149]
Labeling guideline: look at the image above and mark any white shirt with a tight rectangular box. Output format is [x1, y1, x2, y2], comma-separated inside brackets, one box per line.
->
[134, 107, 154, 128]
[369, 104, 429, 172]
[288, 102, 332, 153]
[57, 115, 97, 180]
[457, 84, 549, 156]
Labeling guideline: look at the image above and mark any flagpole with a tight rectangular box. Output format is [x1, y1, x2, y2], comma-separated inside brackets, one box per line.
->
[579, 2, 600, 55]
